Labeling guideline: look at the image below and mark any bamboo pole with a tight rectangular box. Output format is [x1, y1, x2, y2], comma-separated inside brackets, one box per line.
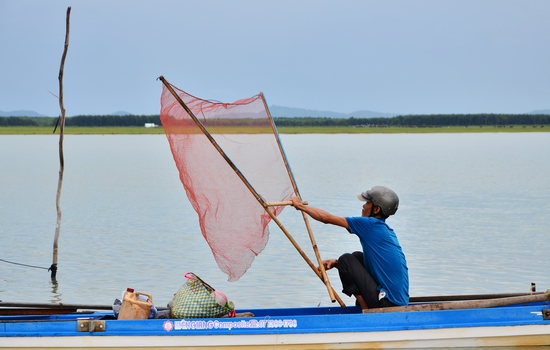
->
[409, 291, 545, 303]
[49, 6, 71, 281]
[158, 76, 344, 307]
[0, 301, 168, 311]
[260, 93, 337, 304]
[264, 201, 307, 207]
[363, 289, 550, 313]
[3, 291, 542, 314]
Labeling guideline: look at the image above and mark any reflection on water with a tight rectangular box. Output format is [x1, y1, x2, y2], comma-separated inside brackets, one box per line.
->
[0, 134, 549, 310]
[50, 280, 62, 303]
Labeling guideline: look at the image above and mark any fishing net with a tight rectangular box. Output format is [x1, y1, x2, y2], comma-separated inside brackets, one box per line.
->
[160, 81, 295, 281]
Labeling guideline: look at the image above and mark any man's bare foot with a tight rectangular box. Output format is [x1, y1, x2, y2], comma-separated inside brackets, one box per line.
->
[355, 294, 368, 310]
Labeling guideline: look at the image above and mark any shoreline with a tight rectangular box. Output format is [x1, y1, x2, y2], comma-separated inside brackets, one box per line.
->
[0, 125, 549, 135]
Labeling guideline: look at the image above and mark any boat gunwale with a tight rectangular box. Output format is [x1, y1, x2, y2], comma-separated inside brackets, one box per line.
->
[1, 301, 549, 338]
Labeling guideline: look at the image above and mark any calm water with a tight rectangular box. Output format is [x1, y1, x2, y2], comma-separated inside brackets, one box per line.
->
[1, 133, 549, 311]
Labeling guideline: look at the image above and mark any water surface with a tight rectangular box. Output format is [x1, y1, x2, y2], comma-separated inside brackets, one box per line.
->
[1, 133, 549, 309]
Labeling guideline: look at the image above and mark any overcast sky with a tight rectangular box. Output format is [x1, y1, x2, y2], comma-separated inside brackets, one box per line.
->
[1, 0, 549, 116]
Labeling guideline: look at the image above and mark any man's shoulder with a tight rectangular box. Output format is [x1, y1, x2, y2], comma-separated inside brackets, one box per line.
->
[346, 216, 375, 229]
[346, 216, 384, 224]
[347, 216, 394, 233]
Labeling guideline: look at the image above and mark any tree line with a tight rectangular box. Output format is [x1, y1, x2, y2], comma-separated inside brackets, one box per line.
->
[1, 114, 549, 127]
[0, 115, 161, 127]
[273, 114, 550, 127]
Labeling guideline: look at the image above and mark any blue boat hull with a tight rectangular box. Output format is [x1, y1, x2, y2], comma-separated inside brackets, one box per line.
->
[1, 301, 549, 349]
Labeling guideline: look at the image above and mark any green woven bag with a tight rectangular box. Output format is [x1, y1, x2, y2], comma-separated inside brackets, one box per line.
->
[168, 273, 230, 318]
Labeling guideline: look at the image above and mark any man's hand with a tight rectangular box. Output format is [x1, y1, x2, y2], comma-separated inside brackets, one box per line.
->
[320, 259, 338, 271]
[290, 196, 304, 210]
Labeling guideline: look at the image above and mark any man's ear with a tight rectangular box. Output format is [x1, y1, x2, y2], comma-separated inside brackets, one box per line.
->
[373, 206, 382, 215]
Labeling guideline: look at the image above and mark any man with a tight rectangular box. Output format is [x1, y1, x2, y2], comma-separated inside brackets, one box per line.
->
[290, 186, 409, 309]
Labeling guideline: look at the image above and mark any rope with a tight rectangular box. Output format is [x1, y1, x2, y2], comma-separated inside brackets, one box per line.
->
[0, 258, 49, 270]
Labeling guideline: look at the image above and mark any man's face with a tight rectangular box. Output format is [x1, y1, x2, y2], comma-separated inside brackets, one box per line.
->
[361, 200, 373, 217]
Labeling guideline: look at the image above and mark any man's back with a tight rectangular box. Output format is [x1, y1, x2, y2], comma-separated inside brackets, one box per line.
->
[346, 216, 409, 306]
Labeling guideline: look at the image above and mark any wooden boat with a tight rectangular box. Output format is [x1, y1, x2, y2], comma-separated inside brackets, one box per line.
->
[2, 292, 549, 349]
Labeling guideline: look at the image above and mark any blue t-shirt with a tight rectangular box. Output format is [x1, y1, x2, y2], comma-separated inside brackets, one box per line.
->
[345, 216, 409, 306]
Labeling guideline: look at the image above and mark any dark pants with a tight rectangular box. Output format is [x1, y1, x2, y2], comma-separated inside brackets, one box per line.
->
[337, 251, 396, 308]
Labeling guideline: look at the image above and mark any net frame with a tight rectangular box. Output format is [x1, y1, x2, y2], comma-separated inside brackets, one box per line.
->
[158, 76, 342, 306]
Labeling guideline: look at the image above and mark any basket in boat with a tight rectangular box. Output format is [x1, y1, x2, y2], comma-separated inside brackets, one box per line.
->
[168, 272, 231, 318]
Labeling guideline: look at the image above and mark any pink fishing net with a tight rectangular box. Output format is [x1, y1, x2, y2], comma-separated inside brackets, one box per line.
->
[160, 81, 295, 281]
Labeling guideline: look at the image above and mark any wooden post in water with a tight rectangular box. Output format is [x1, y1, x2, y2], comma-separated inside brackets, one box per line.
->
[50, 6, 71, 281]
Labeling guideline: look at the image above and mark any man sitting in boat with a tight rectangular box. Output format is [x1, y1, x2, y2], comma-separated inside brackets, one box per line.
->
[290, 186, 409, 310]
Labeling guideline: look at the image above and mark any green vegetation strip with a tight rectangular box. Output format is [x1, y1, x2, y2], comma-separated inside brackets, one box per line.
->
[1, 125, 549, 135]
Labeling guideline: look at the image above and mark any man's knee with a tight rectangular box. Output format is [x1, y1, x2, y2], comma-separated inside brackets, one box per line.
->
[351, 251, 363, 261]
[338, 252, 353, 260]
[337, 253, 354, 267]
[338, 251, 363, 265]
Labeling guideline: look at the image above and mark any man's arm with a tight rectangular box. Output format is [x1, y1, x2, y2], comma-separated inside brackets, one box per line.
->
[290, 196, 349, 229]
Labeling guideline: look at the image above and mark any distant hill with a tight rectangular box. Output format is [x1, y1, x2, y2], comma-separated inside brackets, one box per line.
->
[529, 109, 550, 115]
[2, 108, 549, 118]
[268, 106, 397, 118]
[111, 111, 134, 116]
[0, 107, 398, 118]
[0, 110, 47, 117]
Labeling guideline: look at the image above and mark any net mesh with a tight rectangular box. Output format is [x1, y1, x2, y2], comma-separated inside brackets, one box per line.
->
[160, 82, 295, 281]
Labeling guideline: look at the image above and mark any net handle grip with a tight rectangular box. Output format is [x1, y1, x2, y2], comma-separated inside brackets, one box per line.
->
[264, 200, 308, 207]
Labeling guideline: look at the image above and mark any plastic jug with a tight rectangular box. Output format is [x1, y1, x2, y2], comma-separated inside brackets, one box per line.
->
[118, 289, 153, 320]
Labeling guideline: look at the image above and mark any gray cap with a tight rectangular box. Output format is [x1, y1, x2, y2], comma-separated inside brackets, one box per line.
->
[357, 186, 399, 216]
